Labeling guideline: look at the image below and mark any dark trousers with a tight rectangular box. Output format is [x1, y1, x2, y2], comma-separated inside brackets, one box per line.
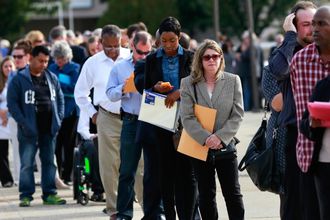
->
[280, 125, 301, 220]
[117, 117, 142, 219]
[0, 139, 14, 186]
[314, 162, 330, 220]
[141, 140, 163, 219]
[299, 170, 320, 220]
[81, 139, 104, 194]
[55, 115, 78, 182]
[156, 128, 198, 220]
[192, 157, 244, 220]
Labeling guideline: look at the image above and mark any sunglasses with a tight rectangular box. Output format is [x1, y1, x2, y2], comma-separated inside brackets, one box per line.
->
[135, 48, 150, 56]
[202, 54, 221, 61]
[13, 55, 24, 59]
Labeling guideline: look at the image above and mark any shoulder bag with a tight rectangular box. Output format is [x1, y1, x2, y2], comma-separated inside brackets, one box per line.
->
[238, 104, 281, 194]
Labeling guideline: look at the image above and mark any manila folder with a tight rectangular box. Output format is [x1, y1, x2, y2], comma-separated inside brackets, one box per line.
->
[177, 104, 217, 161]
[123, 72, 137, 93]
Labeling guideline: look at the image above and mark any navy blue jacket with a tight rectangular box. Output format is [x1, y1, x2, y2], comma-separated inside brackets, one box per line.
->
[7, 66, 64, 137]
[48, 61, 80, 118]
[268, 31, 303, 127]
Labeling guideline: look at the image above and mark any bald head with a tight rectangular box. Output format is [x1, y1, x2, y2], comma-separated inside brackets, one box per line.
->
[312, 5, 330, 49]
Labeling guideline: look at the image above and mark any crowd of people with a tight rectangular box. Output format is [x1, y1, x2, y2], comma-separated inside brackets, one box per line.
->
[0, 1, 329, 220]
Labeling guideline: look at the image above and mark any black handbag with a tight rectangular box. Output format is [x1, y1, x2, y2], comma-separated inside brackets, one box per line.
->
[238, 106, 281, 194]
[207, 137, 239, 164]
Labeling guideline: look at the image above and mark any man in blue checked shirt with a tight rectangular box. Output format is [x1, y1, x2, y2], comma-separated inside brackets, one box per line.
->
[106, 31, 153, 220]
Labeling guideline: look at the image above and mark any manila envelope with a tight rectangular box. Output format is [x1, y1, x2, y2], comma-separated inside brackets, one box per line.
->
[177, 104, 217, 161]
[123, 72, 137, 93]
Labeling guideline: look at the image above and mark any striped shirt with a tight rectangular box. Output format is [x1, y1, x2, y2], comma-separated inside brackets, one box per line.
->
[290, 43, 330, 172]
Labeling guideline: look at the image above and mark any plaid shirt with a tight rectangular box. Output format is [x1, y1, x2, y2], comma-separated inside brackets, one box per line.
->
[290, 43, 330, 172]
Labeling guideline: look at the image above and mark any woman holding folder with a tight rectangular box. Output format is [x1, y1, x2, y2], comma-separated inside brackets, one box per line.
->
[180, 39, 245, 220]
[144, 17, 198, 220]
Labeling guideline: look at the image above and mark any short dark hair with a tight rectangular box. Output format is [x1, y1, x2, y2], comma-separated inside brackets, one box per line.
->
[133, 31, 152, 47]
[13, 39, 32, 54]
[127, 22, 148, 39]
[101, 25, 121, 39]
[31, 45, 50, 57]
[179, 32, 191, 49]
[290, 1, 317, 27]
[158, 17, 181, 37]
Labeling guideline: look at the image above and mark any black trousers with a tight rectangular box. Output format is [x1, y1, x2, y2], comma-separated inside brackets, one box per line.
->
[192, 157, 244, 220]
[314, 162, 330, 220]
[0, 139, 13, 185]
[280, 125, 301, 220]
[55, 115, 78, 182]
[156, 128, 198, 220]
[82, 138, 104, 194]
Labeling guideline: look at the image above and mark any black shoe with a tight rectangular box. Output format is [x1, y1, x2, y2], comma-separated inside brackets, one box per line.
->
[63, 180, 73, 186]
[3, 182, 13, 188]
[90, 193, 105, 202]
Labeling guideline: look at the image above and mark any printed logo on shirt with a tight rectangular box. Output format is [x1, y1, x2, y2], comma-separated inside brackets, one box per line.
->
[25, 90, 35, 104]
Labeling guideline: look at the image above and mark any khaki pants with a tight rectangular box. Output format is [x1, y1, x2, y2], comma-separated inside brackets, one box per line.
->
[97, 108, 144, 215]
[97, 109, 122, 215]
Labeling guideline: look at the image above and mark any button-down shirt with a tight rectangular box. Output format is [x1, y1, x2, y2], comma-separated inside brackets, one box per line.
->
[290, 43, 330, 172]
[106, 55, 141, 115]
[74, 49, 130, 117]
[156, 45, 184, 91]
[77, 110, 94, 140]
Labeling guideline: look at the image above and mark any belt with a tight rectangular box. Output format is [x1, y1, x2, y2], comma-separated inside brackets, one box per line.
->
[121, 110, 138, 121]
[99, 106, 120, 118]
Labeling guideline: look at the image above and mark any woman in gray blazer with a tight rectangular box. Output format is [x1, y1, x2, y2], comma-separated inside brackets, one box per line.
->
[180, 39, 245, 220]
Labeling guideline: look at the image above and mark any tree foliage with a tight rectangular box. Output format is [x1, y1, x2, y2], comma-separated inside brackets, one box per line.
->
[99, 0, 303, 38]
[98, 0, 178, 35]
[0, 0, 34, 40]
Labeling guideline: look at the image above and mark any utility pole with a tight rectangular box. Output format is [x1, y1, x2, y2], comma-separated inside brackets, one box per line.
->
[213, 0, 220, 41]
[246, 0, 260, 111]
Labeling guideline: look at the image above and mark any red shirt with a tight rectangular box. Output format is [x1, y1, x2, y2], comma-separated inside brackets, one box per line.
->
[290, 43, 330, 172]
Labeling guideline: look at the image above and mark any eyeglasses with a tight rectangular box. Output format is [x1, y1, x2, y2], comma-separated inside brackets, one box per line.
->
[202, 54, 221, 62]
[135, 48, 151, 56]
[103, 45, 120, 51]
[13, 55, 24, 59]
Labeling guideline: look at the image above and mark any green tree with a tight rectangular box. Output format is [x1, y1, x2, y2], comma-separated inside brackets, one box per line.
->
[0, 0, 34, 40]
[176, 0, 213, 35]
[99, 0, 178, 35]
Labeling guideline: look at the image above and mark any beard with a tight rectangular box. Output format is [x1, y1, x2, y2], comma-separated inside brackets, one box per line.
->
[302, 36, 314, 45]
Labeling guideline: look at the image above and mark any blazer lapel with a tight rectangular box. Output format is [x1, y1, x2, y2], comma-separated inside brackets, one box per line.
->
[196, 82, 213, 107]
[211, 73, 226, 104]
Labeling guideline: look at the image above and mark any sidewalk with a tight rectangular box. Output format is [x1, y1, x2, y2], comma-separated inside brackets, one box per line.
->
[0, 112, 281, 220]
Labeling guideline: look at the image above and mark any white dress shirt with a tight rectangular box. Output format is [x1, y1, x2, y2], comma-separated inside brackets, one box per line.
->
[77, 110, 94, 140]
[74, 48, 130, 118]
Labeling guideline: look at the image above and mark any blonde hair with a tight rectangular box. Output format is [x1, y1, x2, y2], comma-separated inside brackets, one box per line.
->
[25, 30, 45, 46]
[191, 39, 225, 84]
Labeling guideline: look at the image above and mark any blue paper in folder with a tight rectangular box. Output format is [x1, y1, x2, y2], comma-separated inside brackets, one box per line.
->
[145, 93, 155, 105]
[58, 73, 71, 85]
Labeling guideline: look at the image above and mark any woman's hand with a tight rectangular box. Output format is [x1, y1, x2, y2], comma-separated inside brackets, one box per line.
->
[271, 93, 283, 112]
[165, 90, 180, 108]
[205, 134, 223, 150]
[153, 81, 174, 94]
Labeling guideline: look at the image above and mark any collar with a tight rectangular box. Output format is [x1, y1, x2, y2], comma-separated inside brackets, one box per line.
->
[98, 47, 128, 62]
[307, 43, 322, 63]
[156, 45, 184, 58]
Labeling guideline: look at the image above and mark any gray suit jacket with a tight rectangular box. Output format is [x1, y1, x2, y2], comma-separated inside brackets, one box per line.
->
[180, 72, 244, 146]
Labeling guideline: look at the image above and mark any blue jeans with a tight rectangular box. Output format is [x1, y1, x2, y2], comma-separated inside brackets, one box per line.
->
[117, 116, 142, 219]
[18, 130, 57, 201]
